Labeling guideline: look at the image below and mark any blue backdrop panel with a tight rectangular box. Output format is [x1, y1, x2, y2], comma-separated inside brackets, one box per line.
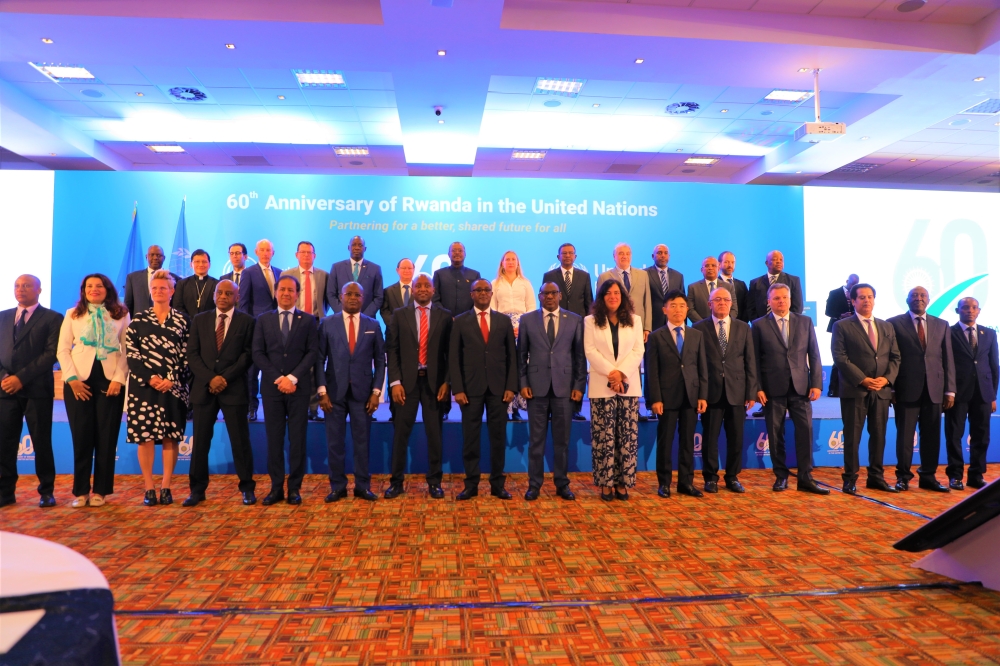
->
[50, 172, 804, 314]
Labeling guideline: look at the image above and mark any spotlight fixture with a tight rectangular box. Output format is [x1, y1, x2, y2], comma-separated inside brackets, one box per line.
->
[798, 68, 811, 73]
[294, 70, 347, 88]
[277, 95, 285, 100]
[225, 43, 236, 49]
[41, 38, 53, 44]
[860, 136, 870, 140]
[135, 92, 144, 97]
[50, 153, 56, 156]
[438, 119, 444, 124]
[684, 157, 719, 165]
[592, 103, 600, 108]
[909, 158, 918, 162]
[675, 148, 684, 152]
[764, 89, 813, 103]
[511, 150, 546, 160]
[973, 76, 985, 82]
[334, 146, 369, 156]
[796, 171, 803, 174]
[896, 0, 925, 11]
[720, 109, 729, 113]
[29, 63, 95, 82]
[534, 78, 585, 97]
[145, 144, 185, 153]
[634, 58, 644, 64]
[437, 49, 446, 56]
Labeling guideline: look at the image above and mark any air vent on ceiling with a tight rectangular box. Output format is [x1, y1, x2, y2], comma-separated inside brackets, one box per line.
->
[605, 164, 642, 174]
[665, 102, 699, 115]
[169, 86, 208, 102]
[836, 162, 880, 174]
[232, 155, 270, 166]
[963, 99, 1000, 114]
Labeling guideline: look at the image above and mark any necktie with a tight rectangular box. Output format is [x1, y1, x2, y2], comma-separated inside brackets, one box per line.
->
[564, 270, 573, 297]
[13, 309, 26, 341]
[216, 313, 227, 350]
[303, 271, 312, 315]
[418, 306, 428, 366]
[969, 327, 977, 352]
[403, 284, 410, 307]
[547, 313, 556, 344]
[779, 317, 788, 345]
[234, 272, 240, 286]
[280, 310, 290, 344]
[718, 320, 728, 356]
[865, 319, 877, 349]
[622, 270, 631, 293]
[352, 262, 360, 282]
[708, 280, 716, 293]
[660, 270, 668, 295]
[264, 267, 275, 298]
[769, 274, 777, 285]
[766, 275, 776, 314]
[348, 314, 356, 354]
[479, 311, 489, 344]
[916, 316, 926, 351]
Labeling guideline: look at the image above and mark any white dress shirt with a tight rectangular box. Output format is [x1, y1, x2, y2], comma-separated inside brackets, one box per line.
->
[541, 308, 560, 337]
[214, 308, 234, 341]
[474, 306, 491, 331]
[668, 322, 686, 346]
[774, 314, 791, 344]
[712, 314, 731, 341]
[962, 322, 978, 346]
[859, 315, 878, 347]
[14, 302, 40, 325]
[491, 276, 536, 313]
[277, 306, 298, 384]
[341, 308, 361, 340]
[704, 278, 720, 293]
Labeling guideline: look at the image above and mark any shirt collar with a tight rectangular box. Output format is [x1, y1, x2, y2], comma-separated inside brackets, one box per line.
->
[963, 322, 976, 331]
[909, 310, 925, 322]
[278, 306, 295, 315]
[543, 308, 559, 316]
[299, 266, 312, 273]
[475, 306, 491, 316]
[216, 308, 233, 318]
[712, 315, 730, 326]
[342, 309, 359, 319]
[16, 303, 40, 317]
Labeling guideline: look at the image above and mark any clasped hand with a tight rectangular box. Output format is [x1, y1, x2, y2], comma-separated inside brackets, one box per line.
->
[860, 377, 888, 391]
[148, 375, 173, 392]
[607, 369, 627, 394]
[274, 376, 296, 394]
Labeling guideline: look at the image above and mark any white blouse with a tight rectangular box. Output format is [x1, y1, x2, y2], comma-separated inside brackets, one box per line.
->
[491, 276, 537, 314]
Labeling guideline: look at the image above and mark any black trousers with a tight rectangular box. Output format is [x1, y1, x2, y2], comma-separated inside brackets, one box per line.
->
[0, 394, 55, 498]
[702, 398, 746, 483]
[656, 399, 696, 487]
[64, 360, 125, 496]
[526, 388, 572, 491]
[325, 385, 372, 492]
[247, 364, 260, 414]
[263, 391, 309, 493]
[840, 393, 889, 483]
[765, 388, 814, 483]
[945, 385, 992, 482]
[895, 384, 943, 483]
[390, 375, 444, 486]
[461, 390, 507, 492]
[828, 365, 840, 397]
[189, 399, 256, 496]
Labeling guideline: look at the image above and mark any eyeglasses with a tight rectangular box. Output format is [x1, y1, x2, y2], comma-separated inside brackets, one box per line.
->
[471, 288, 492, 293]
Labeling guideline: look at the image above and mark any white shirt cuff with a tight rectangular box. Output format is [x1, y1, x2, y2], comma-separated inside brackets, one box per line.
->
[389, 380, 401, 387]
[317, 386, 326, 395]
[286, 374, 298, 385]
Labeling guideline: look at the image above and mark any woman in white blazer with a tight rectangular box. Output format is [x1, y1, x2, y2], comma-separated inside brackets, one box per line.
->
[57, 273, 130, 508]
[584, 278, 645, 501]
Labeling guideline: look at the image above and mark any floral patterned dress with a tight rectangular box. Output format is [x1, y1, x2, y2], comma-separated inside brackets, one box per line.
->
[125, 308, 190, 444]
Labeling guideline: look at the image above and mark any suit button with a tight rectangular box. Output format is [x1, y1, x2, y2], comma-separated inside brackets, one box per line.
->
[284, 353, 287, 357]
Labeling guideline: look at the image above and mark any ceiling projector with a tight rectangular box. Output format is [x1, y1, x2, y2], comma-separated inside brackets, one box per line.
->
[794, 121, 847, 143]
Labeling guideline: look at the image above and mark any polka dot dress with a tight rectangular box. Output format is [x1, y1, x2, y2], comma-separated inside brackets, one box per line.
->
[125, 308, 190, 444]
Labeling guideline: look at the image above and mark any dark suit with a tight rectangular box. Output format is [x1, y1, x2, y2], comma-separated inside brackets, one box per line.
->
[825, 286, 854, 396]
[687, 279, 737, 323]
[946, 323, 999, 483]
[753, 313, 823, 484]
[543, 267, 594, 319]
[238, 263, 281, 414]
[219, 270, 247, 298]
[0, 306, 63, 499]
[832, 315, 901, 484]
[380, 281, 413, 328]
[186, 309, 256, 496]
[723, 277, 750, 323]
[327, 259, 383, 318]
[747, 272, 804, 321]
[693, 317, 758, 483]
[433, 265, 482, 315]
[518, 308, 586, 491]
[251, 308, 317, 494]
[450, 309, 518, 492]
[387, 303, 452, 486]
[646, 324, 708, 488]
[645, 266, 685, 332]
[888, 312, 955, 484]
[172, 275, 218, 321]
[124, 268, 181, 316]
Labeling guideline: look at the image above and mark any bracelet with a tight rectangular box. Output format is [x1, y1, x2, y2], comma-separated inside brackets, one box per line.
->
[65, 375, 78, 383]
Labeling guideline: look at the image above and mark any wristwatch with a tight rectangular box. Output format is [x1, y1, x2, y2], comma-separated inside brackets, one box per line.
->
[371, 388, 382, 397]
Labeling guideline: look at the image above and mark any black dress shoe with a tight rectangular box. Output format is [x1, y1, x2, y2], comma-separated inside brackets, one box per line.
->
[797, 481, 830, 495]
[354, 488, 377, 501]
[614, 488, 629, 500]
[725, 480, 746, 494]
[38, 494, 56, 508]
[143, 489, 158, 506]
[842, 481, 858, 495]
[262, 490, 285, 505]
[638, 412, 649, 422]
[967, 477, 986, 489]
[325, 488, 348, 503]
[491, 488, 512, 500]
[0, 495, 16, 508]
[182, 494, 204, 507]
[456, 488, 478, 501]
[248, 410, 258, 422]
[772, 478, 788, 492]
[159, 488, 173, 505]
[384, 485, 404, 499]
[918, 478, 949, 492]
[308, 411, 325, 422]
[524, 488, 540, 501]
[704, 481, 719, 494]
[428, 485, 445, 499]
[866, 478, 898, 493]
[442, 412, 449, 421]
[949, 478, 965, 491]
[572, 412, 587, 421]
[242, 491, 257, 505]
[287, 491, 302, 504]
[751, 409, 764, 418]
[601, 489, 615, 502]
[657, 485, 671, 498]
[556, 487, 576, 501]
[509, 409, 523, 421]
[677, 484, 704, 498]
[894, 480, 909, 492]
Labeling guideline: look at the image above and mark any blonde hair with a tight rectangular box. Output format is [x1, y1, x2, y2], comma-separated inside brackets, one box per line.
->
[150, 270, 176, 289]
[495, 250, 523, 280]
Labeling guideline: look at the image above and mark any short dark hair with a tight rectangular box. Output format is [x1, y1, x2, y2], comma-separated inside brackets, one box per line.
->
[663, 289, 686, 305]
[558, 243, 575, 253]
[277, 275, 301, 293]
[718, 250, 735, 262]
[850, 283, 876, 300]
[229, 242, 247, 255]
[191, 249, 210, 262]
[296, 241, 315, 252]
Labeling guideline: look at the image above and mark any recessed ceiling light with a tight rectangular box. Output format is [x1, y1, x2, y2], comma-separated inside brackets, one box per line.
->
[909, 158, 918, 162]
[437, 49, 446, 56]
[720, 109, 729, 113]
[592, 103, 600, 108]
[293, 70, 347, 88]
[29, 63, 95, 82]
[277, 95, 285, 100]
[798, 68, 811, 73]
[225, 43, 236, 49]
[973, 76, 985, 82]
[681, 168, 695, 173]
[135, 92, 144, 97]
[534, 78, 585, 97]
[334, 146, 369, 156]
[896, 0, 925, 11]
[511, 150, 546, 160]
[675, 148, 684, 152]
[764, 89, 813, 103]
[796, 171, 802, 173]
[81, 89, 103, 98]
[634, 58, 644, 64]
[995, 121, 1000, 126]
[860, 136, 870, 140]
[41, 38, 53, 44]
[145, 144, 185, 153]
[50, 153, 56, 156]
[685, 157, 719, 165]
[438, 119, 444, 124]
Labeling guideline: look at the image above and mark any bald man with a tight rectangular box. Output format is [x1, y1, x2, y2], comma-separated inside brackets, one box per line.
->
[124, 244, 180, 315]
[1, 275, 64, 507]
[746, 250, 803, 321]
[327, 235, 384, 318]
[238, 239, 282, 420]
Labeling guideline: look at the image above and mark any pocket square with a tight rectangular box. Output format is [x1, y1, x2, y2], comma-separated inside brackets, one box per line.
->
[364, 330, 374, 334]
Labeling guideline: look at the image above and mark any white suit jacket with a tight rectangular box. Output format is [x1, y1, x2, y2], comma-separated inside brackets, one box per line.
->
[584, 313, 645, 399]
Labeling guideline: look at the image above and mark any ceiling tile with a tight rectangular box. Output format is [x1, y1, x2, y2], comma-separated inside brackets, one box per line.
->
[924, 3, 998, 24]
[220, 105, 270, 119]
[14, 81, 75, 101]
[182, 145, 236, 166]
[302, 89, 354, 107]
[528, 95, 575, 111]
[700, 102, 753, 118]
[573, 96, 622, 113]
[189, 68, 249, 88]
[615, 98, 668, 115]
[62, 84, 123, 103]
[670, 85, 727, 104]
[175, 105, 229, 120]
[350, 90, 396, 107]
[85, 65, 150, 85]
[691, 0, 756, 7]
[44, 100, 99, 116]
[0, 62, 50, 83]
[356, 107, 399, 123]
[240, 68, 299, 89]
[714, 87, 772, 104]
[344, 71, 394, 90]
[740, 103, 796, 121]
[488, 76, 535, 94]
[581, 80, 633, 97]
[209, 88, 262, 105]
[684, 118, 734, 132]
[485, 92, 532, 111]
[84, 101, 130, 118]
[258, 89, 306, 105]
[106, 84, 168, 103]
[808, 0, 884, 17]
[625, 82, 680, 99]
[265, 106, 316, 120]
[135, 66, 200, 86]
[750, 0, 820, 12]
[311, 106, 361, 121]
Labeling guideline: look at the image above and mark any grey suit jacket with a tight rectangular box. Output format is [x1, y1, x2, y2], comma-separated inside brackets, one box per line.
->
[380, 281, 411, 328]
[517, 308, 586, 398]
[283, 266, 329, 319]
[597, 267, 652, 333]
[831, 315, 900, 400]
[686, 279, 737, 323]
[751, 312, 823, 398]
[887, 312, 955, 404]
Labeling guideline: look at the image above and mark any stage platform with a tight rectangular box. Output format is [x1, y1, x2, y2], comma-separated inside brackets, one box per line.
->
[16, 397, 1000, 477]
[3, 467, 1000, 664]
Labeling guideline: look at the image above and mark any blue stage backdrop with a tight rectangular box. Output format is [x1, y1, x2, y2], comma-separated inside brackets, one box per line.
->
[50, 172, 804, 315]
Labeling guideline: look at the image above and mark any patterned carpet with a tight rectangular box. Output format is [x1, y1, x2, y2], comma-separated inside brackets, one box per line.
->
[4, 467, 1000, 665]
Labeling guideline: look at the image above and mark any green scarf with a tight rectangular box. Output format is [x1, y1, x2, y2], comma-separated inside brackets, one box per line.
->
[79, 304, 120, 360]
